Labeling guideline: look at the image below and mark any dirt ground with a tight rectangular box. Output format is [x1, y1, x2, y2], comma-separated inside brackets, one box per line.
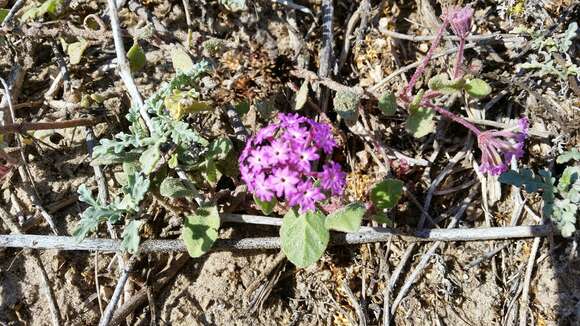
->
[1, 0, 579, 325]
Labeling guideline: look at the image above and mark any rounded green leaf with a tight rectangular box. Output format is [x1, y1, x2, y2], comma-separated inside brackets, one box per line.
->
[171, 46, 194, 73]
[333, 91, 360, 126]
[160, 177, 194, 198]
[428, 74, 464, 94]
[465, 79, 492, 98]
[324, 203, 366, 233]
[127, 40, 146, 72]
[371, 179, 404, 210]
[378, 92, 397, 116]
[280, 209, 329, 268]
[182, 205, 221, 258]
[406, 107, 435, 138]
[67, 38, 88, 65]
[254, 195, 277, 215]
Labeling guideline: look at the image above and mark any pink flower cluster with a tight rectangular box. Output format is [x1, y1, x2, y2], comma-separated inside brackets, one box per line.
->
[478, 117, 529, 175]
[240, 113, 346, 213]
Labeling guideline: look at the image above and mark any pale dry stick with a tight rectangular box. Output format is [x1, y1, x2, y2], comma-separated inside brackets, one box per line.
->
[0, 64, 25, 112]
[182, 0, 193, 47]
[343, 278, 368, 326]
[1, 78, 60, 235]
[318, 0, 334, 113]
[518, 236, 541, 326]
[95, 252, 104, 315]
[0, 117, 105, 134]
[0, 224, 555, 252]
[106, 0, 154, 132]
[390, 187, 479, 314]
[464, 117, 551, 138]
[0, 206, 62, 326]
[380, 30, 523, 43]
[466, 242, 511, 269]
[99, 266, 131, 326]
[337, 0, 368, 70]
[109, 254, 190, 326]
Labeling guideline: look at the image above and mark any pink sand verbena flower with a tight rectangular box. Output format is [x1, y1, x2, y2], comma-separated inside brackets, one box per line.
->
[239, 113, 346, 213]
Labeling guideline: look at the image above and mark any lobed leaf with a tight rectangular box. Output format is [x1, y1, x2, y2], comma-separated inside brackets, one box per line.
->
[121, 220, 143, 254]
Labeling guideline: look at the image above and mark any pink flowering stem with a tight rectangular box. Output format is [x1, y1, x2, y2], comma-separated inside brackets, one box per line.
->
[452, 37, 466, 79]
[422, 101, 481, 136]
[403, 17, 451, 96]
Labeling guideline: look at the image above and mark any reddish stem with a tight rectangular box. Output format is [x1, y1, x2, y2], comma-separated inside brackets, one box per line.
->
[422, 101, 481, 136]
[403, 18, 451, 96]
[452, 37, 466, 78]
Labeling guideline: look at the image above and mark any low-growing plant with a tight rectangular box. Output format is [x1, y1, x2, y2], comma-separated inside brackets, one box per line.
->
[499, 149, 580, 237]
[75, 58, 234, 255]
[379, 6, 530, 176]
[239, 113, 372, 267]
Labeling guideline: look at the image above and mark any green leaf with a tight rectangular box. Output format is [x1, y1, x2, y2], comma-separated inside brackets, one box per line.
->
[371, 179, 404, 210]
[406, 107, 435, 138]
[280, 209, 329, 268]
[73, 215, 101, 241]
[67, 38, 88, 65]
[234, 100, 250, 115]
[171, 46, 194, 73]
[558, 166, 580, 203]
[118, 172, 150, 211]
[127, 40, 146, 72]
[552, 199, 577, 237]
[498, 169, 548, 192]
[427, 74, 465, 94]
[21, 0, 63, 21]
[139, 142, 161, 175]
[378, 92, 397, 116]
[182, 205, 221, 258]
[202, 159, 221, 185]
[121, 220, 143, 254]
[160, 177, 194, 198]
[370, 214, 393, 226]
[465, 79, 492, 98]
[164, 90, 211, 120]
[324, 202, 366, 233]
[294, 80, 309, 111]
[207, 137, 233, 160]
[333, 91, 360, 126]
[0, 9, 9, 23]
[254, 195, 277, 215]
[556, 148, 580, 164]
[78, 184, 99, 207]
